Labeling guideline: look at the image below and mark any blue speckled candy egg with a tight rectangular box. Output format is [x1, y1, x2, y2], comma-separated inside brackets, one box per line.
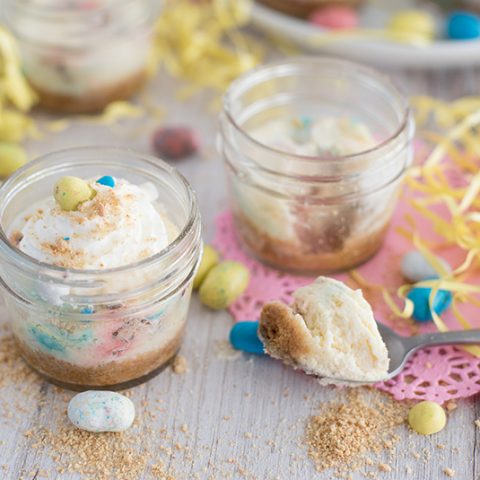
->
[407, 287, 453, 322]
[447, 11, 480, 40]
[68, 391, 135, 432]
[229, 321, 265, 355]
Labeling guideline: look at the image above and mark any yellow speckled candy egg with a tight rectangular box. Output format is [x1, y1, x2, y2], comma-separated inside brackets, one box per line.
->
[193, 244, 219, 290]
[54, 176, 95, 211]
[0, 143, 27, 179]
[408, 401, 446, 435]
[199, 261, 249, 310]
[388, 10, 436, 42]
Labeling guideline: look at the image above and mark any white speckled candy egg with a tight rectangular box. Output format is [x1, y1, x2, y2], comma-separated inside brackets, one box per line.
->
[68, 391, 135, 433]
[401, 251, 451, 283]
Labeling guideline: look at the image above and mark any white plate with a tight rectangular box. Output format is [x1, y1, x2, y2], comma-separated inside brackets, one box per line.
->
[251, 2, 480, 69]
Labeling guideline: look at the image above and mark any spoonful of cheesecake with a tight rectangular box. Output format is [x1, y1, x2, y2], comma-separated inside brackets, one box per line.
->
[258, 276, 480, 385]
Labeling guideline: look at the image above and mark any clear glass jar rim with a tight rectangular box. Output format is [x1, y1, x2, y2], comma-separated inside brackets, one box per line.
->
[5, 0, 154, 21]
[0, 146, 199, 278]
[222, 56, 412, 164]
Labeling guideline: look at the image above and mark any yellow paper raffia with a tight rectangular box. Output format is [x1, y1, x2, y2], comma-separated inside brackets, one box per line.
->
[153, 0, 262, 97]
[0, 27, 38, 147]
[353, 96, 480, 356]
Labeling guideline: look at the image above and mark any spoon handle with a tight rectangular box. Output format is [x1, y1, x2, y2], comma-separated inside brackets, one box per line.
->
[404, 329, 480, 350]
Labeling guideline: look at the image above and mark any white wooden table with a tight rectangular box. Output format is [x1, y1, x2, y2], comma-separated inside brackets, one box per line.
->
[0, 49, 480, 480]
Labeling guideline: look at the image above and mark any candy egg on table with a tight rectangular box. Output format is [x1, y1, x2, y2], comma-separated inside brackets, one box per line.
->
[407, 287, 453, 322]
[53, 176, 95, 211]
[68, 390, 135, 433]
[193, 245, 219, 290]
[199, 261, 250, 310]
[387, 10, 436, 42]
[152, 126, 200, 160]
[401, 250, 451, 283]
[230, 321, 265, 355]
[0, 143, 27, 179]
[408, 401, 447, 435]
[446, 11, 480, 39]
[309, 5, 359, 30]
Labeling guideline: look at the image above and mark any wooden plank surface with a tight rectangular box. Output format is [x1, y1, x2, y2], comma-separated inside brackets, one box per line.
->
[0, 54, 479, 480]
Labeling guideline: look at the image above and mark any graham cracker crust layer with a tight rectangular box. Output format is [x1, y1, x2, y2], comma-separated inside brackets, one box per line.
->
[31, 69, 146, 114]
[16, 329, 183, 390]
[234, 211, 388, 274]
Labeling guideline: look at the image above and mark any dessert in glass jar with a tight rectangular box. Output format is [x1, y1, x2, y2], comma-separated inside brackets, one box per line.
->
[4, 0, 156, 113]
[219, 57, 414, 274]
[0, 147, 202, 390]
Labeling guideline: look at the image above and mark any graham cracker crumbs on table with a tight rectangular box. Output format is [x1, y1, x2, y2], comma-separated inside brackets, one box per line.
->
[443, 467, 455, 477]
[213, 340, 241, 360]
[172, 354, 188, 374]
[304, 389, 407, 477]
[474, 419, 480, 429]
[378, 463, 392, 472]
[444, 401, 457, 412]
[436, 443, 446, 450]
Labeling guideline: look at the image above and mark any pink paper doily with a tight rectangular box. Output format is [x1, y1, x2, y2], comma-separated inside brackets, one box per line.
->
[213, 210, 480, 402]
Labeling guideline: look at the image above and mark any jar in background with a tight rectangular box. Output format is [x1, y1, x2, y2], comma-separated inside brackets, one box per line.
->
[0, 147, 201, 390]
[4, 0, 156, 113]
[219, 57, 414, 274]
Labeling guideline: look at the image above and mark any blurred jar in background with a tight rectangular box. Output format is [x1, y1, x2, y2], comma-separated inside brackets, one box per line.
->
[5, 0, 156, 113]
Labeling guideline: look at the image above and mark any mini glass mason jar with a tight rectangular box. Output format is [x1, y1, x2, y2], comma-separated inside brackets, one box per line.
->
[4, 0, 156, 113]
[0, 147, 202, 390]
[219, 57, 414, 274]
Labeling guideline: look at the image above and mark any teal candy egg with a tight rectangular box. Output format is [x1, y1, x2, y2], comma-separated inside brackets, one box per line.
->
[96, 175, 116, 188]
[447, 11, 480, 40]
[407, 287, 453, 322]
[229, 321, 265, 355]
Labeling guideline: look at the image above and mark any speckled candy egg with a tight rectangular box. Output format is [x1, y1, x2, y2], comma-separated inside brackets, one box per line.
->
[152, 126, 200, 160]
[446, 11, 480, 40]
[401, 250, 451, 283]
[388, 10, 436, 42]
[68, 391, 135, 433]
[0, 143, 27, 179]
[309, 5, 359, 29]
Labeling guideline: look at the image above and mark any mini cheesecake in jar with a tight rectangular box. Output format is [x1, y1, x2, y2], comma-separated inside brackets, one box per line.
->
[219, 58, 414, 274]
[0, 147, 201, 390]
[4, 0, 156, 113]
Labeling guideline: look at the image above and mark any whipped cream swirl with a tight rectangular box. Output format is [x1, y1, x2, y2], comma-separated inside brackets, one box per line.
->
[14, 178, 171, 269]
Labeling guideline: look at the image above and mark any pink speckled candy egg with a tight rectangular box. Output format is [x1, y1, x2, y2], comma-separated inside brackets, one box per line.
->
[309, 5, 359, 30]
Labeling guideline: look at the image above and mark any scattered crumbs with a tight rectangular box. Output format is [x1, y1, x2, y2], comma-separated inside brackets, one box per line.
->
[304, 389, 407, 477]
[474, 419, 480, 429]
[172, 355, 188, 374]
[412, 451, 421, 460]
[444, 401, 457, 412]
[436, 443, 446, 450]
[244, 432, 253, 439]
[406, 466, 413, 474]
[180, 423, 189, 433]
[425, 362, 433, 369]
[443, 467, 455, 477]
[222, 415, 231, 421]
[213, 340, 241, 360]
[378, 463, 391, 472]
[151, 461, 175, 480]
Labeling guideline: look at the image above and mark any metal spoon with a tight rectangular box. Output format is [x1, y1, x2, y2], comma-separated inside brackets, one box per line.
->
[377, 322, 480, 381]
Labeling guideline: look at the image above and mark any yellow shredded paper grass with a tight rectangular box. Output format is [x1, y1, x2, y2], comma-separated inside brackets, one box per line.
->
[353, 96, 480, 356]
